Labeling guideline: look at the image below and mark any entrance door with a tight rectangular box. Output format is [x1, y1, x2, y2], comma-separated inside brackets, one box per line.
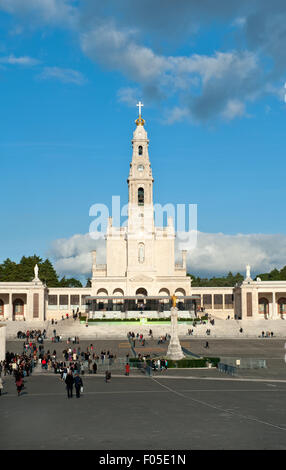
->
[13, 298, 24, 319]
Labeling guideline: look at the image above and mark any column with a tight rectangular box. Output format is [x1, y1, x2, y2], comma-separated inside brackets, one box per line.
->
[8, 293, 13, 321]
[26, 293, 31, 320]
[272, 292, 276, 318]
[222, 294, 225, 310]
[211, 294, 214, 312]
[252, 289, 259, 319]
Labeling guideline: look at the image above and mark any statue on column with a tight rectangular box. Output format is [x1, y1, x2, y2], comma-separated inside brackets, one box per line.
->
[167, 293, 184, 360]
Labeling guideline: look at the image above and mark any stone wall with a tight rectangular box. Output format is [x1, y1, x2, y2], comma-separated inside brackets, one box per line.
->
[0, 324, 6, 361]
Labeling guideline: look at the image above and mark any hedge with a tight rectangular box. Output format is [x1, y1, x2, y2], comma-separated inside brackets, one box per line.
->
[80, 317, 140, 322]
[79, 316, 203, 322]
[204, 356, 220, 367]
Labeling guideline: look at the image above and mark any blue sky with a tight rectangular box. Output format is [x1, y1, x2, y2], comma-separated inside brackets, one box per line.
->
[0, 0, 286, 278]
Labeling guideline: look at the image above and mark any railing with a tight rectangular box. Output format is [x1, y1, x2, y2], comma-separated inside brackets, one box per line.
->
[128, 336, 137, 358]
[219, 357, 267, 369]
[218, 362, 237, 376]
[130, 361, 153, 377]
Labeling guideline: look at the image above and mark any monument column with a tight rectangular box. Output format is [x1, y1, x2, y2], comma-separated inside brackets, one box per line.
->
[166, 295, 184, 360]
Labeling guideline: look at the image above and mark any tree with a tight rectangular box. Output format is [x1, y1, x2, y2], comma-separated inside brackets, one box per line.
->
[59, 277, 82, 288]
[0, 258, 18, 282]
[39, 259, 59, 286]
[0, 255, 83, 287]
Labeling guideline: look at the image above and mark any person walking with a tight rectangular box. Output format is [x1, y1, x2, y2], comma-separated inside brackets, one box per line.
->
[105, 370, 111, 383]
[15, 375, 23, 396]
[125, 363, 130, 376]
[65, 371, 74, 398]
[74, 374, 83, 398]
[0, 376, 3, 396]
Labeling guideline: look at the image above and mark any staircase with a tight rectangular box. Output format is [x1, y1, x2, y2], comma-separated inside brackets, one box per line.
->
[4, 317, 286, 340]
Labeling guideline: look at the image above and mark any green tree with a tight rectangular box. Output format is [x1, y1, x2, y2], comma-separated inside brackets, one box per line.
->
[59, 276, 82, 288]
[0, 258, 18, 282]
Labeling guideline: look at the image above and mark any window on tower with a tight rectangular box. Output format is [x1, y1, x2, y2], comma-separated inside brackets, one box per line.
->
[138, 243, 145, 263]
[138, 145, 143, 155]
[138, 187, 144, 206]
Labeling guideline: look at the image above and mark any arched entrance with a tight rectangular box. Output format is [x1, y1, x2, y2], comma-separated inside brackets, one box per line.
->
[112, 289, 124, 312]
[96, 289, 108, 311]
[175, 288, 186, 296]
[0, 299, 4, 316]
[278, 297, 286, 316]
[136, 288, 147, 311]
[13, 298, 24, 318]
[175, 288, 186, 311]
[158, 288, 170, 312]
[136, 288, 148, 296]
[259, 297, 269, 316]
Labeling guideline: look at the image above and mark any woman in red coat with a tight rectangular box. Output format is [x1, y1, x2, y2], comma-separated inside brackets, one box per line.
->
[125, 363, 130, 376]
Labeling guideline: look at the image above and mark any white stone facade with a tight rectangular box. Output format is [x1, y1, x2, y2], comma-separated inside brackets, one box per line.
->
[0, 114, 286, 322]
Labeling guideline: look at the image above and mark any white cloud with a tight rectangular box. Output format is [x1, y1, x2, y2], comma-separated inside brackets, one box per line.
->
[49, 233, 105, 276]
[221, 99, 246, 120]
[177, 232, 286, 276]
[81, 24, 168, 83]
[117, 87, 140, 107]
[2, 0, 286, 123]
[81, 23, 260, 121]
[49, 231, 286, 278]
[164, 106, 190, 124]
[0, 54, 40, 65]
[38, 66, 87, 85]
[0, 0, 76, 26]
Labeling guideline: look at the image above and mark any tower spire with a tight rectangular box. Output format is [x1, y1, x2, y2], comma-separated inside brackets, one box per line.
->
[135, 101, 145, 126]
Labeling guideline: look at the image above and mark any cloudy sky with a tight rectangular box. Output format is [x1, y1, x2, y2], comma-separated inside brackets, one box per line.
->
[0, 0, 286, 279]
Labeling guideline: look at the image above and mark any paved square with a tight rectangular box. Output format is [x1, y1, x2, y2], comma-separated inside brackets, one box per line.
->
[1, 372, 286, 450]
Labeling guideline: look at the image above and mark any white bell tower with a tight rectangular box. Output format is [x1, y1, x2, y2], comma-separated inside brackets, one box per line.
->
[127, 102, 154, 236]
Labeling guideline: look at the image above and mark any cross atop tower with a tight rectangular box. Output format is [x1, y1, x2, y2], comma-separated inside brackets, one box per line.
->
[137, 101, 144, 116]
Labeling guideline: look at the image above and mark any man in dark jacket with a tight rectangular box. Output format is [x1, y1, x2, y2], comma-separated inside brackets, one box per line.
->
[65, 371, 74, 398]
[74, 374, 83, 398]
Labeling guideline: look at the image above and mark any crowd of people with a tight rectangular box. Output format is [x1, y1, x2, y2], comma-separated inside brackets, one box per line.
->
[16, 329, 46, 341]
[127, 331, 147, 347]
[260, 331, 274, 338]
[158, 334, 170, 344]
[151, 358, 168, 371]
[0, 350, 37, 396]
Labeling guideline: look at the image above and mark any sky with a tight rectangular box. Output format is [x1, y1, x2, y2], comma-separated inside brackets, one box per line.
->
[0, 0, 286, 280]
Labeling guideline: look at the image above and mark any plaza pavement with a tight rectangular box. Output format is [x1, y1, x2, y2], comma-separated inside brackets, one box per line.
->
[2, 337, 286, 450]
[0, 372, 286, 450]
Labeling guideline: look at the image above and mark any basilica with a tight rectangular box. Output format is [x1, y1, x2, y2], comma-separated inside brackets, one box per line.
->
[0, 107, 286, 321]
